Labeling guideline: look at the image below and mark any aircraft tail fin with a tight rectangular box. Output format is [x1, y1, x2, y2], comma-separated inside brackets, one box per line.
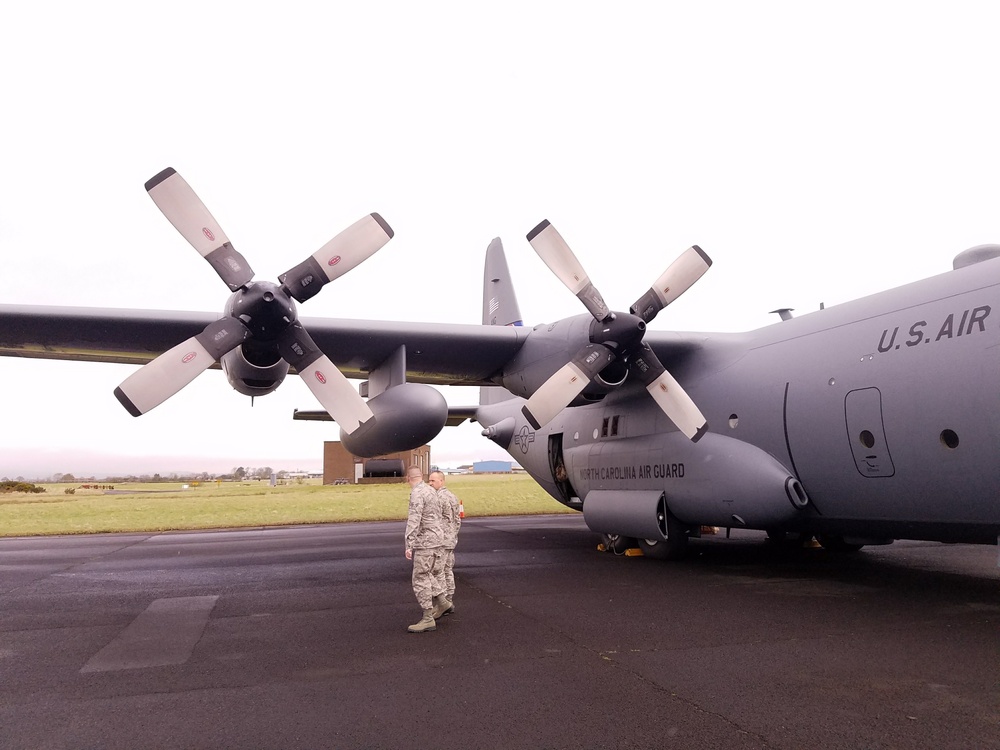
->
[482, 238, 523, 327]
[480, 238, 521, 406]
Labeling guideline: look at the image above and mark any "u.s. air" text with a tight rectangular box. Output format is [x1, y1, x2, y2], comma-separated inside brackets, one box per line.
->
[877, 305, 991, 353]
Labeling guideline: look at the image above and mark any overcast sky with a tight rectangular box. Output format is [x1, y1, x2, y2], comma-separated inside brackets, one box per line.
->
[2, 2, 999, 478]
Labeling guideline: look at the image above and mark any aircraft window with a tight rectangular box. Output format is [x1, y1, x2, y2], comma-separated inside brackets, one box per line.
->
[728, 414, 739, 429]
[859, 430, 875, 449]
[610, 416, 620, 436]
[940, 429, 959, 449]
[601, 417, 609, 437]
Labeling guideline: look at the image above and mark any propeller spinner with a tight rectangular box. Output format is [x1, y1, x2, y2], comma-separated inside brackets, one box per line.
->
[522, 220, 711, 442]
[114, 167, 393, 434]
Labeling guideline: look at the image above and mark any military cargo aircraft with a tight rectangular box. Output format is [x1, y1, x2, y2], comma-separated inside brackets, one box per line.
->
[2, 168, 999, 560]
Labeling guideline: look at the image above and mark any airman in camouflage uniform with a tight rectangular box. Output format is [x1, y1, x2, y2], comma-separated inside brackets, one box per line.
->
[404, 466, 445, 633]
[429, 470, 460, 617]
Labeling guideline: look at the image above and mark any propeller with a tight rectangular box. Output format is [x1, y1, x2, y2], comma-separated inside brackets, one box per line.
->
[144, 167, 256, 291]
[114, 167, 393, 434]
[521, 220, 711, 442]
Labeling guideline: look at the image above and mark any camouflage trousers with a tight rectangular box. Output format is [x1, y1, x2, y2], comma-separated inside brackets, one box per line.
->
[442, 548, 456, 598]
[411, 547, 444, 610]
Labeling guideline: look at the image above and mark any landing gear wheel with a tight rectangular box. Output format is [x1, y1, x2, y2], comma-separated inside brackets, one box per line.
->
[637, 495, 690, 560]
[766, 530, 815, 547]
[638, 535, 688, 561]
[817, 534, 865, 553]
[601, 533, 635, 554]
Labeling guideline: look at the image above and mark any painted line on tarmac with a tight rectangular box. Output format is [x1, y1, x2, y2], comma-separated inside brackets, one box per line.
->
[80, 595, 218, 672]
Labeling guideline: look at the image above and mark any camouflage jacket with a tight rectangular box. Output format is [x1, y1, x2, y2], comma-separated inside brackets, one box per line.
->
[405, 481, 445, 550]
[438, 488, 462, 549]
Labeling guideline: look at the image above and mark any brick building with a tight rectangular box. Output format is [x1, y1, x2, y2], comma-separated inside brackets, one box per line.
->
[323, 442, 431, 485]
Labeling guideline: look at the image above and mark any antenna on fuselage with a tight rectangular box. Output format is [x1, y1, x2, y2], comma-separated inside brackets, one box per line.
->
[769, 308, 795, 321]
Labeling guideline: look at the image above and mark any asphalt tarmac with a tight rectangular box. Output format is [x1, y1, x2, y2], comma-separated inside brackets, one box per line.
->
[1, 515, 998, 750]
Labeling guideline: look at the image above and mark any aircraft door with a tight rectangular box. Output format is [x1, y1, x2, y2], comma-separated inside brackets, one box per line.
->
[844, 387, 895, 478]
[548, 433, 578, 503]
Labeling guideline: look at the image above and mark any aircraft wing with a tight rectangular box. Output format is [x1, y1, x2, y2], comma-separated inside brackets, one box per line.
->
[0, 304, 527, 386]
[294, 405, 479, 426]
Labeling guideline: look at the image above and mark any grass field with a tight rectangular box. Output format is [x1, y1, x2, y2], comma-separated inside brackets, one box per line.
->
[0, 474, 574, 537]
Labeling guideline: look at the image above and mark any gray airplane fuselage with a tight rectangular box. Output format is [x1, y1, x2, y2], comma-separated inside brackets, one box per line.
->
[480, 257, 1000, 545]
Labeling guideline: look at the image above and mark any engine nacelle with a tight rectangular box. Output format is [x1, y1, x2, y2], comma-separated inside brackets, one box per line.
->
[498, 315, 636, 406]
[221, 344, 290, 397]
[340, 383, 448, 458]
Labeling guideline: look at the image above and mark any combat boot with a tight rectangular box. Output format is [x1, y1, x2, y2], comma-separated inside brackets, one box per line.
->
[407, 609, 436, 633]
[432, 595, 453, 619]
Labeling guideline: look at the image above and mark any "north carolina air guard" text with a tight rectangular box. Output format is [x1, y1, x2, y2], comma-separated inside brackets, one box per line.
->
[582, 463, 685, 481]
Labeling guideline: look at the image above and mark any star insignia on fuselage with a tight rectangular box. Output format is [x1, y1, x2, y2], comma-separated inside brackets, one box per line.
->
[513, 425, 536, 454]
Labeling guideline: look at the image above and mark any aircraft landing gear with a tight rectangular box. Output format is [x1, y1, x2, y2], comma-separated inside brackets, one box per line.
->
[600, 533, 635, 554]
[594, 496, 693, 560]
[816, 534, 865, 553]
[637, 499, 689, 560]
[766, 529, 817, 548]
[637, 535, 688, 560]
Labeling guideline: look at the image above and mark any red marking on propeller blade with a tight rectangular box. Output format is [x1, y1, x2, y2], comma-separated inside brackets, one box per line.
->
[203, 228, 215, 241]
[315, 371, 327, 385]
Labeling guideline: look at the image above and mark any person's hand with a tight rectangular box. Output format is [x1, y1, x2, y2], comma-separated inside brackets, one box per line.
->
[405, 548, 413, 560]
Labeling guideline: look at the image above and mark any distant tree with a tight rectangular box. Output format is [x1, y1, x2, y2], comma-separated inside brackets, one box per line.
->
[62, 473, 76, 483]
[233, 466, 247, 481]
[1, 481, 45, 494]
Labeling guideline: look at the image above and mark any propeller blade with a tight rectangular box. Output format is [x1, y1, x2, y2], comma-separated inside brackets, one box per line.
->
[279, 213, 394, 303]
[277, 322, 374, 434]
[527, 220, 611, 321]
[114, 317, 251, 417]
[521, 344, 615, 429]
[630, 245, 712, 323]
[632, 343, 708, 441]
[145, 168, 255, 291]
